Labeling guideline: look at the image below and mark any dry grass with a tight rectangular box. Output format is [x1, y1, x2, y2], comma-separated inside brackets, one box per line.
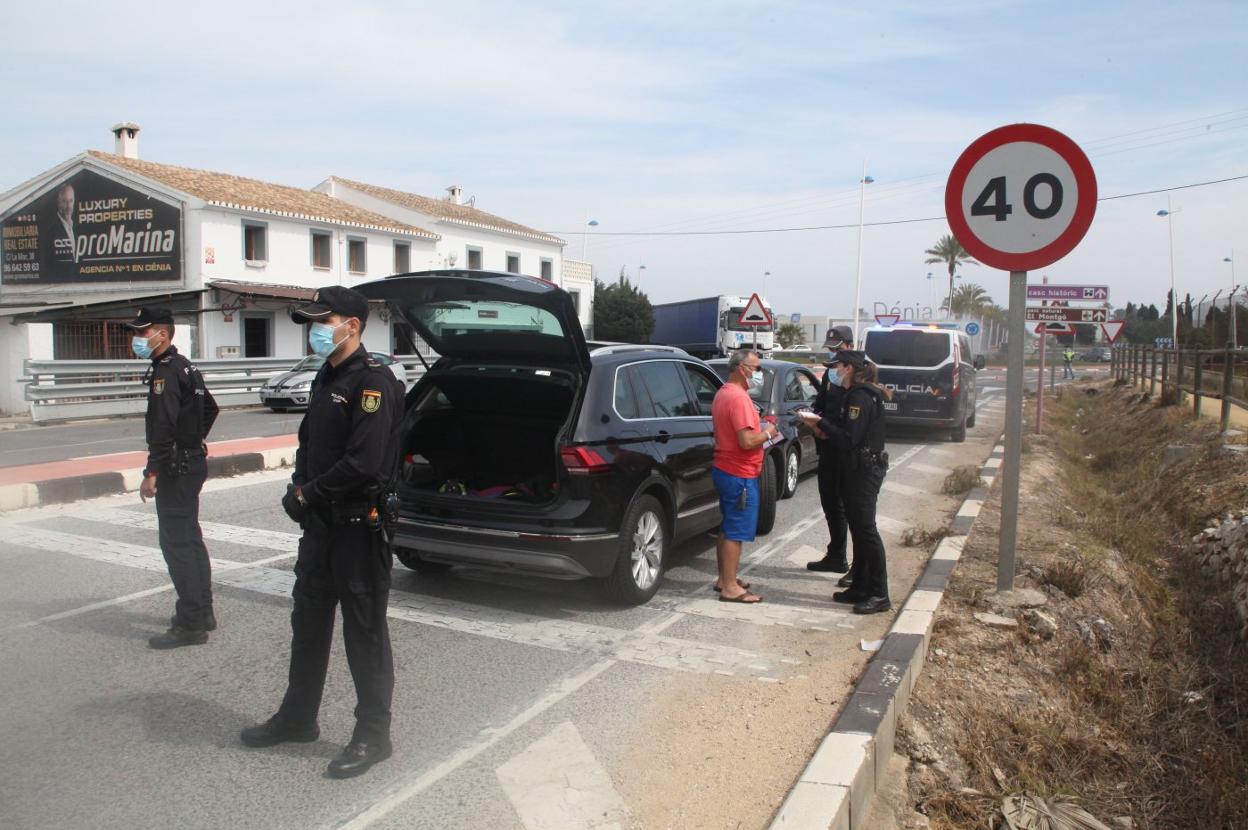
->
[907, 383, 1248, 830]
[902, 525, 952, 548]
[942, 465, 984, 495]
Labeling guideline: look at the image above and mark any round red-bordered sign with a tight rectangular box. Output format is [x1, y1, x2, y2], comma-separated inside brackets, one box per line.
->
[945, 123, 1096, 272]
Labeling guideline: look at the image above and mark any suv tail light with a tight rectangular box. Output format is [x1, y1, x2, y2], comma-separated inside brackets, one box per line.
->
[561, 445, 612, 475]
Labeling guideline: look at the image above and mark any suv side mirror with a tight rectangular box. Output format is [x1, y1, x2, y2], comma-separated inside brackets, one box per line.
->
[973, 354, 986, 370]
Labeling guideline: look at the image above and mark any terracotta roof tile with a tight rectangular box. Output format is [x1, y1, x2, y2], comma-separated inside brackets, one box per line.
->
[328, 177, 564, 245]
[87, 151, 439, 240]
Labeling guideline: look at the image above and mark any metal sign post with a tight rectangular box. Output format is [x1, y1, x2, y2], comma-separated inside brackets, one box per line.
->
[945, 124, 1097, 592]
[999, 270, 1027, 590]
[1036, 325, 1046, 434]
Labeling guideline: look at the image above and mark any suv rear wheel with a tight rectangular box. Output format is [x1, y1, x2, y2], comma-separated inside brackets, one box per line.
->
[602, 494, 667, 605]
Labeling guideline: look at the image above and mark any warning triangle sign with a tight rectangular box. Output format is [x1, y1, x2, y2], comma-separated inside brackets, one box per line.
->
[737, 293, 772, 327]
[1100, 320, 1125, 342]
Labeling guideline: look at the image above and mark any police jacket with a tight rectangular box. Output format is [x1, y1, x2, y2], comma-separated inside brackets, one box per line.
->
[143, 346, 218, 476]
[811, 384, 886, 455]
[812, 370, 846, 455]
[294, 345, 403, 507]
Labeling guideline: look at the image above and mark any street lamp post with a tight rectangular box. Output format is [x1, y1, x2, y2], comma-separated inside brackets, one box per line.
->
[926, 271, 934, 315]
[1157, 198, 1179, 345]
[763, 270, 771, 300]
[852, 163, 874, 345]
[581, 217, 599, 261]
[1226, 253, 1238, 348]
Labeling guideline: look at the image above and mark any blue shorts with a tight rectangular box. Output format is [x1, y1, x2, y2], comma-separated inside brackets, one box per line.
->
[712, 467, 759, 542]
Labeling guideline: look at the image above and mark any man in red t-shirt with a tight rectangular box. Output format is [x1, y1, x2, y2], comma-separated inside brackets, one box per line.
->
[711, 349, 779, 603]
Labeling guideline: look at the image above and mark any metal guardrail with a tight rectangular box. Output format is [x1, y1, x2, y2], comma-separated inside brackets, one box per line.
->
[21, 356, 429, 423]
[1110, 342, 1248, 431]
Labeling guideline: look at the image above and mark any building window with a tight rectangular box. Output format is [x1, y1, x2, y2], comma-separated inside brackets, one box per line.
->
[505, 252, 520, 274]
[243, 221, 267, 263]
[240, 314, 272, 357]
[567, 289, 581, 314]
[466, 246, 482, 270]
[311, 230, 332, 269]
[540, 258, 553, 280]
[393, 241, 410, 273]
[348, 237, 367, 274]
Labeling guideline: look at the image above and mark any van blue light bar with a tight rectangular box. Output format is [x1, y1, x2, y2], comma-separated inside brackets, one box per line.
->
[887, 321, 962, 329]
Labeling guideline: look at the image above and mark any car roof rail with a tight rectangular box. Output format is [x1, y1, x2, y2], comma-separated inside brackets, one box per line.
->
[589, 344, 689, 356]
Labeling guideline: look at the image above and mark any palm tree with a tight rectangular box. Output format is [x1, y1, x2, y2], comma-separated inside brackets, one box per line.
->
[942, 283, 993, 318]
[924, 234, 978, 316]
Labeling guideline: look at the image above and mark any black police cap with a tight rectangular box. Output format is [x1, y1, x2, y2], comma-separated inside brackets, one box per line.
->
[824, 325, 854, 346]
[291, 286, 370, 325]
[829, 349, 867, 369]
[125, 306, 174, 329]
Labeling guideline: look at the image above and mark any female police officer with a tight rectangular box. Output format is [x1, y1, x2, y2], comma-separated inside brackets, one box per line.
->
[796, 350, 891, 614]
[240, 286, 404, 778]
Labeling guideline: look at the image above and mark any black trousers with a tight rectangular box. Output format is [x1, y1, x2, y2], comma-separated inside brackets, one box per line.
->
[842, 462, 889, 599]
[278, 515, 394, 742]
[816, 458, 848, 563]
[155, 456, 212, 629]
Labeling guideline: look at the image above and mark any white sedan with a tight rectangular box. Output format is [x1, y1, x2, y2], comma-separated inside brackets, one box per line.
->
[258, 353, 408, 411]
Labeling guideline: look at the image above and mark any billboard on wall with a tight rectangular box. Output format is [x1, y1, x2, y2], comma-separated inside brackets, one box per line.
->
[1, 168, 182, 285]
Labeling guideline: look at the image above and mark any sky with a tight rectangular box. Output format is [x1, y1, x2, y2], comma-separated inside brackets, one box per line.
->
[1, 0, 1245, 320]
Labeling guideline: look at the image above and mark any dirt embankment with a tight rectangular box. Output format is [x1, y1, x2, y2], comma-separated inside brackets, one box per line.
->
[896, 382, 1248, 829]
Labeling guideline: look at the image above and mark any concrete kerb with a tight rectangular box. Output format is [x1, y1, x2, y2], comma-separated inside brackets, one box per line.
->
[769, 432, 1006, 830]
[0, 448, 297, 512]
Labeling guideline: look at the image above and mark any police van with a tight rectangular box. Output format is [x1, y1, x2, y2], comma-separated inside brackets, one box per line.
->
[861, 322, 985, 442]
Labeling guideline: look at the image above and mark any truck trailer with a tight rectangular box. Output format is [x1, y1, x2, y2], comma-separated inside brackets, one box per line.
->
[649, 295, 775, 358]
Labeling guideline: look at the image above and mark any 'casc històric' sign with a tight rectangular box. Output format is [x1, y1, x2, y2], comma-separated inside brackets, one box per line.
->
[1, 168, 182, 284]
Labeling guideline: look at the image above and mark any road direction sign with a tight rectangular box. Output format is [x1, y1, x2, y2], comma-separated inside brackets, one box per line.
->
[1027, 284, 1109, 301]
[1034, 322, 1073, 335]
[875, 313, 900, 327]
[737, 293, 772, 327]
[790, 312, 801, 324]
[965, 321, 981, 335]
[1100, 320, 1125, 342]
[1025, 307, 1108, 323]
[945, 124, 1097, 272]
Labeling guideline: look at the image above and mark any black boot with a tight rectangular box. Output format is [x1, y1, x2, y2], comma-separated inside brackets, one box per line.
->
[836, 573, 854, 588]
[327, 738, 393, 778]
[148, 625, 207, 650]
[240, 717, 320, 748]
[170, 610, 217, 632]
[807, 555, 849, 573]
[852, 596, 892, 615]
[832, 589, 869, 604]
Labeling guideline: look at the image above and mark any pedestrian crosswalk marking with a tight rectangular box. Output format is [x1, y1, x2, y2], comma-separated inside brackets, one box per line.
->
[909, 462, 949, 476]
[497, 721, 629, 830]
[882, 480, 925, 497]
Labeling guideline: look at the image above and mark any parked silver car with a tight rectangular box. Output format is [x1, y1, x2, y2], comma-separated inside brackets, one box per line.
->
[259, 352, 408, 411]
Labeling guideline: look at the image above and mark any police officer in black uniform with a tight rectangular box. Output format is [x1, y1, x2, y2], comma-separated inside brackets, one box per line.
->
[126, 307, 220, 649]
[798, 350, 891, 615]
[806, 325, 854, 577]
[240, 286, 404, 779]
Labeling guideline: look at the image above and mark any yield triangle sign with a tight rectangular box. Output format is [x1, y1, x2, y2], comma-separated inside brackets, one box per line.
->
[1100, 320, 1125, 342]
[875, 314, 901, 327]
[737, 293, 772, 326]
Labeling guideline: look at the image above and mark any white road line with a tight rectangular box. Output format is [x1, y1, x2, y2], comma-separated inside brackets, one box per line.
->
[882, 480, 926, 497]
[876, 514, 908, 534]
[909, 462, 949, 476]
[74, 507, 301, 552]
[497, 721, 629, 830]
[661, 596, 850, 629]
[925, 447, 957, 458]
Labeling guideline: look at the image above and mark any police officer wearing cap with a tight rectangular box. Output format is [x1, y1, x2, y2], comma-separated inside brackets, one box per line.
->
[240, 286, 404, 779]
[797, 350, 892, 615]
[806, 325, 854, 576]
[126, 306, 220, 649]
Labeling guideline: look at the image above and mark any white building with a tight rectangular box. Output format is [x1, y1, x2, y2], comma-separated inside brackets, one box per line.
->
[0, 124, 592, 416]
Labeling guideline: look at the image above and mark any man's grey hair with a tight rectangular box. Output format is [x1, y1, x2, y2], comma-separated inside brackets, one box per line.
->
[728, 349, 758, 372]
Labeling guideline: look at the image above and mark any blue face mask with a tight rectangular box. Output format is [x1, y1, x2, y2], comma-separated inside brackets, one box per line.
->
[308, 321, 347, 358]
[132, 333, 160, 359]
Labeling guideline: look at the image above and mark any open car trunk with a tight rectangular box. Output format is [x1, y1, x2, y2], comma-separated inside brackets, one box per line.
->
[401, 366, 578, 506]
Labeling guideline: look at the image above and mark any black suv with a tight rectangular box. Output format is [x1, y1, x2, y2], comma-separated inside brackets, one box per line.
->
[357, 270, 776, 605]
[862, 324, 985, 442]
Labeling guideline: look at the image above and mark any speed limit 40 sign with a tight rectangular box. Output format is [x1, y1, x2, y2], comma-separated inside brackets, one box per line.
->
[945, 124, 1096, 272]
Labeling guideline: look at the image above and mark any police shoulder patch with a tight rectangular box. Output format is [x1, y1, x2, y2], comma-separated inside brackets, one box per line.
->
[361, 389, 381, 413]
[848, 404, 860, 420]
[153, 378, 165, 395]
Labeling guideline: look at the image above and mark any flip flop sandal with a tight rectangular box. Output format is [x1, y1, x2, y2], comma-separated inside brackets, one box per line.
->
[712, 579, 751, 593]
[717, 591, 762, 604]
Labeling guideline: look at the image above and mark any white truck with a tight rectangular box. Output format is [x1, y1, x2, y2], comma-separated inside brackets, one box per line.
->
[649, 295, 775, 358]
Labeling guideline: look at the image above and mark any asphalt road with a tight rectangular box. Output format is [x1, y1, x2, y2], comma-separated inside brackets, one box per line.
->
[0, 366, 1107, 471]
[0, 384, 1014, 829]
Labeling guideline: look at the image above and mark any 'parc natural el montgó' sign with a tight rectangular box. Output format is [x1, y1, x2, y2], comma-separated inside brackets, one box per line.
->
[1, 168, 182, 284]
